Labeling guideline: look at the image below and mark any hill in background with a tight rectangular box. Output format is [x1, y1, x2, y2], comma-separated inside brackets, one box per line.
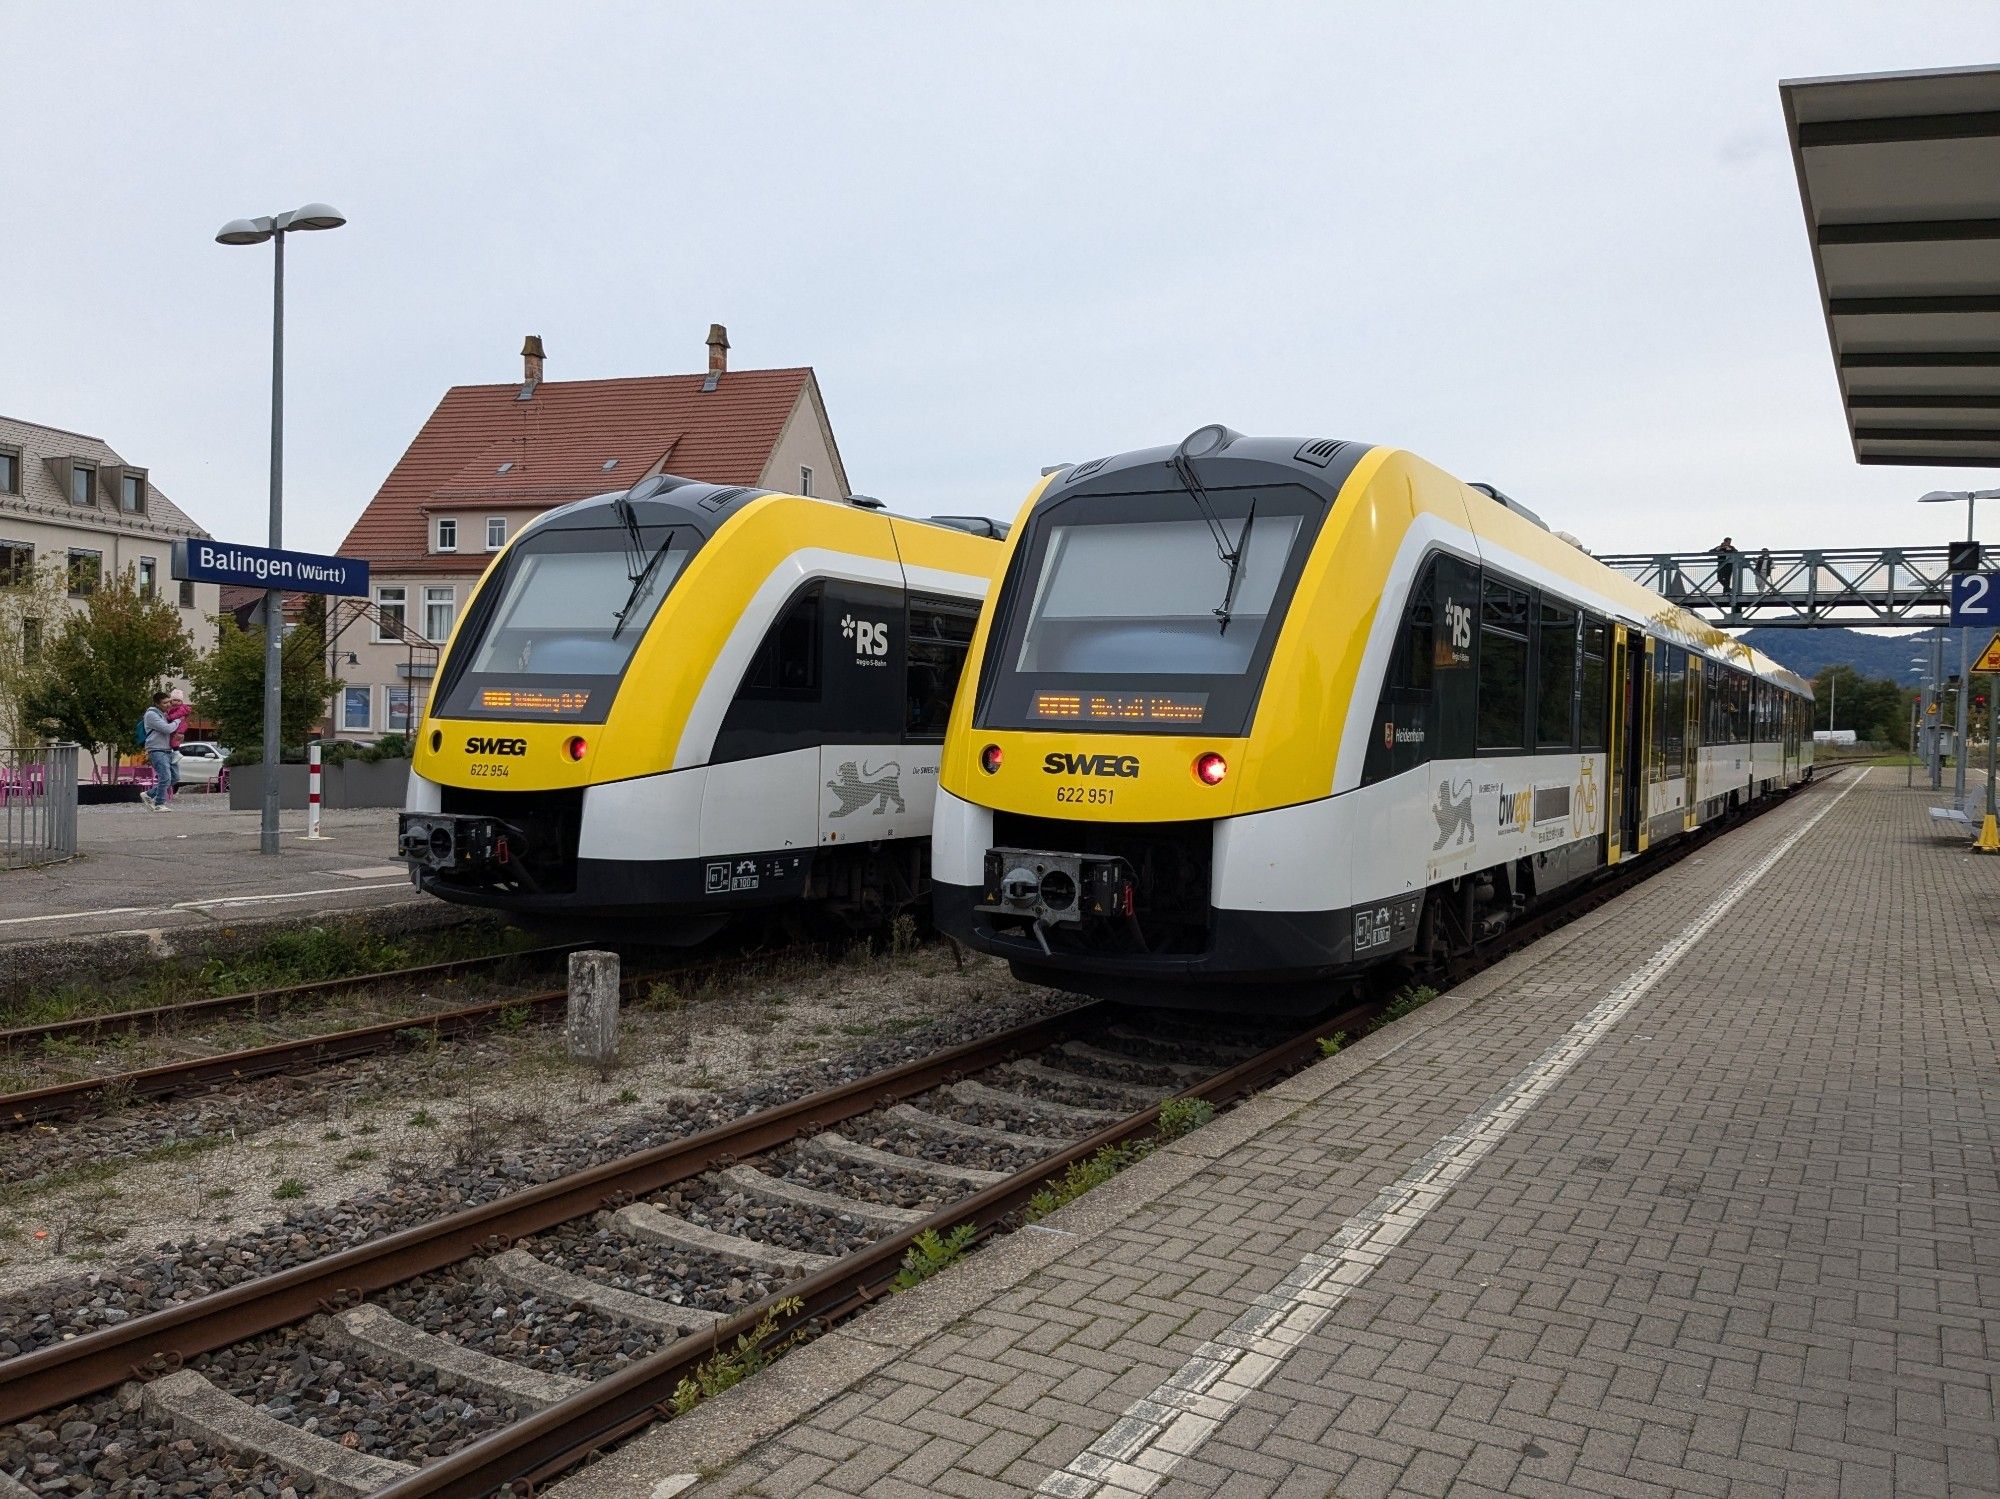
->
[1740, 625, 1950, 683]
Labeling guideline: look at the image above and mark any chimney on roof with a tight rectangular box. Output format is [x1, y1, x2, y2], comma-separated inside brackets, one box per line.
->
[703, 323, 729, 392]
[521, 334, 546, 385]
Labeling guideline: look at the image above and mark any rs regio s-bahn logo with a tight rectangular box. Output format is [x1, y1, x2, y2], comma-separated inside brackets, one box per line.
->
[840, 614, 889, 659]
[1043, 752, 1141, 778]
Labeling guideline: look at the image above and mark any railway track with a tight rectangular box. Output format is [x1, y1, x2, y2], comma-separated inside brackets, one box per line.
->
[0, 776, 1835, 1497]
[0, 999, 1353, 1496]
[0, 944, 781, 1129]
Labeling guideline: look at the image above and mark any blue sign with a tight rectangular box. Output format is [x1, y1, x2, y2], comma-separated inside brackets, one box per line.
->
[171, 540, 368, 597]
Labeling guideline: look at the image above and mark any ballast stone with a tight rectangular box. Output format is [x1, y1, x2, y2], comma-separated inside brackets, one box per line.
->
[140, 1368, 415, 1498]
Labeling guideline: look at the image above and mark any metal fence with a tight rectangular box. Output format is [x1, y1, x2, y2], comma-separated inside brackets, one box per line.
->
[2, 743, 79, 870]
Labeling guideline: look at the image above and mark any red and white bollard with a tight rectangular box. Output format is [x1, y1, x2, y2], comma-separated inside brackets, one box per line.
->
[301, 740, 328, 841]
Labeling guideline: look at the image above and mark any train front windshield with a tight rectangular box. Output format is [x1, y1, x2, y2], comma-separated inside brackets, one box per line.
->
[978, 485, 1323, 736]
[433, 522, 694, 724]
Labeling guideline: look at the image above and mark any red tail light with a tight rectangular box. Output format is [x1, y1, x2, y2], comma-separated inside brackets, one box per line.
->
[1194, 751, 1228, 786]
[564, 736, 588, 762]
[980, 744, 1003, 774]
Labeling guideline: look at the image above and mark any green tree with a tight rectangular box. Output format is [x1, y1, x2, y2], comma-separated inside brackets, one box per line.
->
[1811, 664, 1913, 749]
[188, 600, 338, 761]
[20, 566, 195, 779]
[0, 560, 75, 746]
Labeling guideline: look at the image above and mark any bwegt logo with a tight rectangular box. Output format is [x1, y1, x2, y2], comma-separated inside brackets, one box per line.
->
[1043, 752, 1140, 778]
[465, 736, 529, 756]
[840, 614, 889, 657]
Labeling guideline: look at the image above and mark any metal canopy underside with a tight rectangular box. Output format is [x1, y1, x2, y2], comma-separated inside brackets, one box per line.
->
[1781, 64, 2000, 468]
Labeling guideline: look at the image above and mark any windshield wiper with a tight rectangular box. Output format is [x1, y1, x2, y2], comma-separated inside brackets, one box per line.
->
[612, 534, 675, 640]
[1168, 452, 1250, 634]
[1215, 499, 1257, 633]
[611, 492, 647, 579]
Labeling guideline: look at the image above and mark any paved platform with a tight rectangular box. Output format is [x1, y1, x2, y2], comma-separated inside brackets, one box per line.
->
[561, 769, 2000, 1499]
[0, 795, 422, 945]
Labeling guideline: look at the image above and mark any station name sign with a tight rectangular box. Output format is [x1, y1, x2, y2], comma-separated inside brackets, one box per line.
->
[171, 540, 368, 597]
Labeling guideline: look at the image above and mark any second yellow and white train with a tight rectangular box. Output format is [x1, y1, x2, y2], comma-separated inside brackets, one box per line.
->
[932, 426, 1813, 1004]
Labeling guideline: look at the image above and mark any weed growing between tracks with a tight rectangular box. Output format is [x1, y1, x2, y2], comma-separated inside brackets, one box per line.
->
[1026, 1098, 1217, 1222]
[669, 1297, 808, 1413]
[1374, 984, 1438, 1029]
[893, 1224, 978, 1290]
[0, 919, 535, 1031]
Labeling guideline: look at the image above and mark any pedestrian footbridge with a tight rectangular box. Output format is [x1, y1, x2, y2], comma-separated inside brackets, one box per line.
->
[1594, 546, 1961, 628]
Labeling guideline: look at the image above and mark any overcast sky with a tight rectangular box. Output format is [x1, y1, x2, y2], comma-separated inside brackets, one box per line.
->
[2, 2, 1996, 559]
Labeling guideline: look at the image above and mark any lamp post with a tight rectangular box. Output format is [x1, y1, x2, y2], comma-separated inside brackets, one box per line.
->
[216, 204, 346, 856]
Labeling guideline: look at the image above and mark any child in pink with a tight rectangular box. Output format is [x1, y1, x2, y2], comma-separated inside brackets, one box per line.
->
[165, 689, 193, 793]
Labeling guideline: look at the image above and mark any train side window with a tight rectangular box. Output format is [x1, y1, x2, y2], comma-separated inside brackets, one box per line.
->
[1477, 577, 1529, 752]
[1579, 617, 1608, 750]
[906, 599, 977, 739]
[1661, 647, 1686, 773]
[1536, 601, 1577, 748]
[739, 586, 823, 700]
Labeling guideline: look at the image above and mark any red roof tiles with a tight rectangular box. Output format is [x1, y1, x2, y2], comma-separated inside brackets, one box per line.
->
[338, 369, 811, 573]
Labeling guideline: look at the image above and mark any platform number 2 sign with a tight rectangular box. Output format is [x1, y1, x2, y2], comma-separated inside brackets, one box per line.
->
[1950, 574, 2000, 628]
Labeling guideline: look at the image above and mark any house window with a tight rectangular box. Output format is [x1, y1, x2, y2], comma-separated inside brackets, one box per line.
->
[0, 448, 19, 495]
[0, 541, 31, 587]
[70, 465, 96, 506]
[386, 686, 414, 732]
[424, 585, 456, 642]
[138, 558, 157, 598]
[66, 548, 101, 597]
[436, 518, 458, 552]
[799, 465, 814, 498]
[121, 474, 145, 514]
[374, 586, 408, 642]
[486, 517, 506, 550]
[339, 686, 373, 731]
[179, 578, 195, 607]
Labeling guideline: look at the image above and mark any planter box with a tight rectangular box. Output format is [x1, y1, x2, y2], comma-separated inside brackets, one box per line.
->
[78, 784, 144, 806]
[227, 760, 411, 811]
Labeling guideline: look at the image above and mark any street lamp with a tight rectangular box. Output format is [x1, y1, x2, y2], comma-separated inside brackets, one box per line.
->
[215, 203, 346, 855]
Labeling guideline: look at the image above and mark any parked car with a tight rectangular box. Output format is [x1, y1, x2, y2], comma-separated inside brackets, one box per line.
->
[175, 741, 230, 789]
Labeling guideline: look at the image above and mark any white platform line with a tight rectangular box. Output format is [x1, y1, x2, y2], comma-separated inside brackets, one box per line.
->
[1038, 771, 1866, 1497]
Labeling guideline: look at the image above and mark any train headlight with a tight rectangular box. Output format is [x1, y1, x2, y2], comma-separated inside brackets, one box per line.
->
[564, 735, 588, 762]
[1194, 751, 1228, 786]
[980, 744, 1003, 774]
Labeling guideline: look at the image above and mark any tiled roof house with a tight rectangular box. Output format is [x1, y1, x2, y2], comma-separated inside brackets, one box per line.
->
[0, 412, 222, 647]
[326, 328, 851, 739]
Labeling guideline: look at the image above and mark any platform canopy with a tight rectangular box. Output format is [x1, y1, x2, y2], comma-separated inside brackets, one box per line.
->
[1780, 64, 2000, 468]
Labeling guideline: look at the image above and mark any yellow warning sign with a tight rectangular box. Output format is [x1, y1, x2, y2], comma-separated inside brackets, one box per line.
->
[1977, 632, 2000, 673]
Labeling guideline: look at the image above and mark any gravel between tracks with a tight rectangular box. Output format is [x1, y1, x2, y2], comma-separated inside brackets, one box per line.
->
[0, 949, 1060, 1343]
[208, 1326, 526, 1463]
[0, 1390, 306, 1498]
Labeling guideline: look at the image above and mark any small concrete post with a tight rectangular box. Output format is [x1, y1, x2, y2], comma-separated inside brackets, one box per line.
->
[566, 950, 620, 1065]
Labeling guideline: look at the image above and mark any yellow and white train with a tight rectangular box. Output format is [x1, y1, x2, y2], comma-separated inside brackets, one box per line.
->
[398, 476, 1001, 937]
[932, 426, 1813, 1003]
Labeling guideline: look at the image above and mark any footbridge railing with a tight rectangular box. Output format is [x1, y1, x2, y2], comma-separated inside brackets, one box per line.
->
[1593, 546, 1964, 628]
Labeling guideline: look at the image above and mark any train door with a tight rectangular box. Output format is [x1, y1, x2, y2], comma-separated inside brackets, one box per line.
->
[1607, 625, 1648, 863]
[1635, 637, 1655, 853]
[1683, 659, 1702, 832]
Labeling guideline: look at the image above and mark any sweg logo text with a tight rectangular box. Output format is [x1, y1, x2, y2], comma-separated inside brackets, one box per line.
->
[1043, 752, 1140, 778]
[840, 614, 888, 658]
[465, 736, 529, 757]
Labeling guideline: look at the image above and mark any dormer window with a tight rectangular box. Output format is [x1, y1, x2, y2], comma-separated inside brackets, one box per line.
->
[436, 518, 458, 552]
[121, 473, 145, 514]
[69, 465, 95, 506]
[0, 447, 19, 495]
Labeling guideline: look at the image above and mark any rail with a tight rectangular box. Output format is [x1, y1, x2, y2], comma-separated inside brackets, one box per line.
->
[1594, 545, 1962, 628]
[0, 743, 78, 870]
